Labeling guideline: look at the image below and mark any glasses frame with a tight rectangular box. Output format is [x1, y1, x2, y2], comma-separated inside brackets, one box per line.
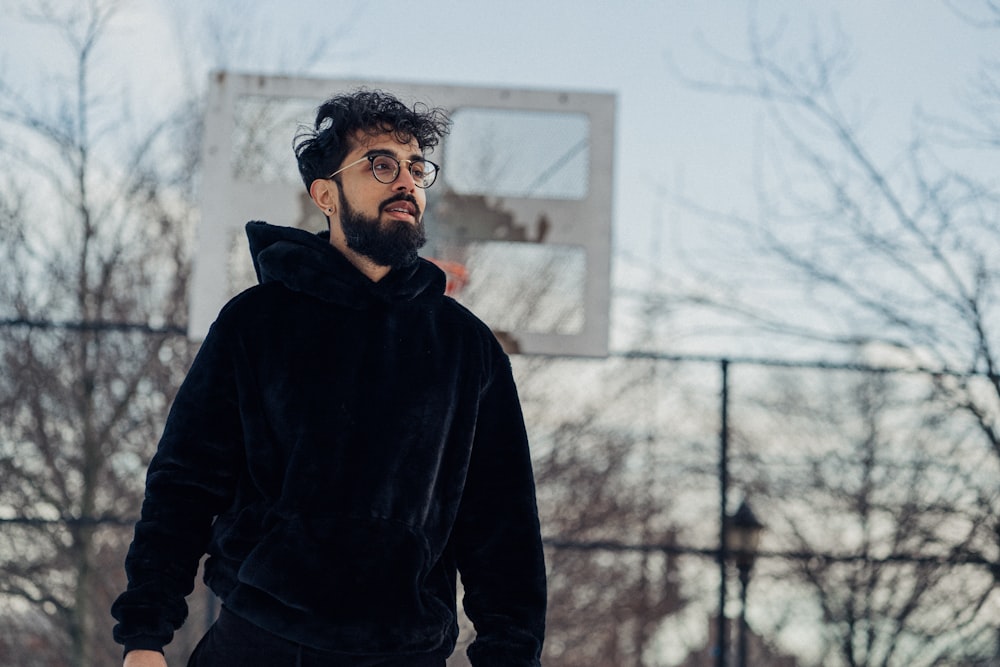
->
[326, 153, 440, 189]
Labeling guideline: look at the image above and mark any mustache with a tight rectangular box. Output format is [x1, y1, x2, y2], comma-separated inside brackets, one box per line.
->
[379, 193, 422, 219]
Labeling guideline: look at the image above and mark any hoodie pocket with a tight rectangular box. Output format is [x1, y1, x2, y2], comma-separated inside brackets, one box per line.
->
[236, 513, 450, 628]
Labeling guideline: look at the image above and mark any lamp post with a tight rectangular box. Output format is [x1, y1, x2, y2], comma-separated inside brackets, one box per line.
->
[726, 500, 765, 667]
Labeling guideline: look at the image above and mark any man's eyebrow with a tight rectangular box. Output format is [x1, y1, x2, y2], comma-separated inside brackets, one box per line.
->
[364, 148, 425, 161]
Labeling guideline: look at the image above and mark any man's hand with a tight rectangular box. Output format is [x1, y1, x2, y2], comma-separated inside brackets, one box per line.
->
[123, 649, 167, 667]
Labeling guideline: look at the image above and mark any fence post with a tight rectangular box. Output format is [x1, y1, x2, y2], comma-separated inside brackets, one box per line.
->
[716, 358, 730, 667]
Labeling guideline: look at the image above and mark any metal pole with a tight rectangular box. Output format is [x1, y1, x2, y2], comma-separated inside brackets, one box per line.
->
[716, 359, 730, 667]
[738, 564, 750, 667]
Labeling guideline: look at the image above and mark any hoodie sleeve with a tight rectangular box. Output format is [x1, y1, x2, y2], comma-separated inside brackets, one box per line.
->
[454, 353, 547, 667]
[111, 317, 244, 654]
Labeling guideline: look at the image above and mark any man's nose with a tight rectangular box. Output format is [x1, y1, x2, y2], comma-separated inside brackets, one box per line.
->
[394, 166, 417, 192]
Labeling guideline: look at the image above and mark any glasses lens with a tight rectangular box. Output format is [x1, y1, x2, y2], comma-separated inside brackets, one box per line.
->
[411, 160, 437, 188]
[370, 155, 399, 184]
[366, 155, 438, 188]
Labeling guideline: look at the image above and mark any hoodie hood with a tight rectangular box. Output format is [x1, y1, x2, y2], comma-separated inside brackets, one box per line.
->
[245, 221, 446, 309]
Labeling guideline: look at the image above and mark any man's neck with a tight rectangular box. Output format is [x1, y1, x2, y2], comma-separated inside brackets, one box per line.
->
[327, 229, 391, 282]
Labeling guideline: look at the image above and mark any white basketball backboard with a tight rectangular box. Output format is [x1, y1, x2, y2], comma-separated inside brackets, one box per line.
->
[191, 72, 614, 356]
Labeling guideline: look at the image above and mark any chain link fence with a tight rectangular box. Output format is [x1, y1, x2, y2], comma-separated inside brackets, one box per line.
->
[3, 347, 998, 666]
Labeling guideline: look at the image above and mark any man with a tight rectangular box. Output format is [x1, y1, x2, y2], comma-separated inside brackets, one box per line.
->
[112, 89, 546, 667]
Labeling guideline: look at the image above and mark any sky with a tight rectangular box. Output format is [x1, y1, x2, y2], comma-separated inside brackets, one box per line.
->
[2, 0, 998, 356]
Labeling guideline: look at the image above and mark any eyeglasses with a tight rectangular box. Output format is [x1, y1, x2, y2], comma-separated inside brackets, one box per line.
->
[327, 153, 440, 189]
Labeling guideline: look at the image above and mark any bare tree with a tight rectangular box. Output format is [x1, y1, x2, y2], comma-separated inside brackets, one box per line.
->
[736, 365, 998, 666]
[654, 5, 1000, 663]
[443, 355, 699, 667]
[511, 356, 700, 667]
[0, 1, 362, 662]
[0, 2, 196, 664]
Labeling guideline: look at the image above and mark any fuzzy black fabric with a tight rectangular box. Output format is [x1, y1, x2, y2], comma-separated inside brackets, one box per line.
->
[111, 222, 546, 665]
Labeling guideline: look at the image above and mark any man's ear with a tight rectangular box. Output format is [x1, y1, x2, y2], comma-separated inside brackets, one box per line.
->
[309, 179, 338, 217]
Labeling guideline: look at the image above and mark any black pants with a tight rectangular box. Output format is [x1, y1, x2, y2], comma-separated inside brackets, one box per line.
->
[187, 607, 450, 667]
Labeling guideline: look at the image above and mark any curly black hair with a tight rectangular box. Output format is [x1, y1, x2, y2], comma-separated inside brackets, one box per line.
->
[293, 89, 452, 190]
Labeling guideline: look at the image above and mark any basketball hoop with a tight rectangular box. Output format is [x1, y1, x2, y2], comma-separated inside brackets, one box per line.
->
[426, 258, 470, 297]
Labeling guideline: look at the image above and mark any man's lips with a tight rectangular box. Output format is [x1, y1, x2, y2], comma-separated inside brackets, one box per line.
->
[381, 197, 419, 220]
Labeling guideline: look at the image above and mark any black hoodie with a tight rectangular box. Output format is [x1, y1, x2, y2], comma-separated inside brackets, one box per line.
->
[112, 222, 546, 665]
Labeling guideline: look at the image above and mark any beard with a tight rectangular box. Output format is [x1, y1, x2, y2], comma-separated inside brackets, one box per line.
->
[337, 189, 426, 269]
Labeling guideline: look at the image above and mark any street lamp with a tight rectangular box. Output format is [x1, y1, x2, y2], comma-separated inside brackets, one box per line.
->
[726, 500, 765, 667]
